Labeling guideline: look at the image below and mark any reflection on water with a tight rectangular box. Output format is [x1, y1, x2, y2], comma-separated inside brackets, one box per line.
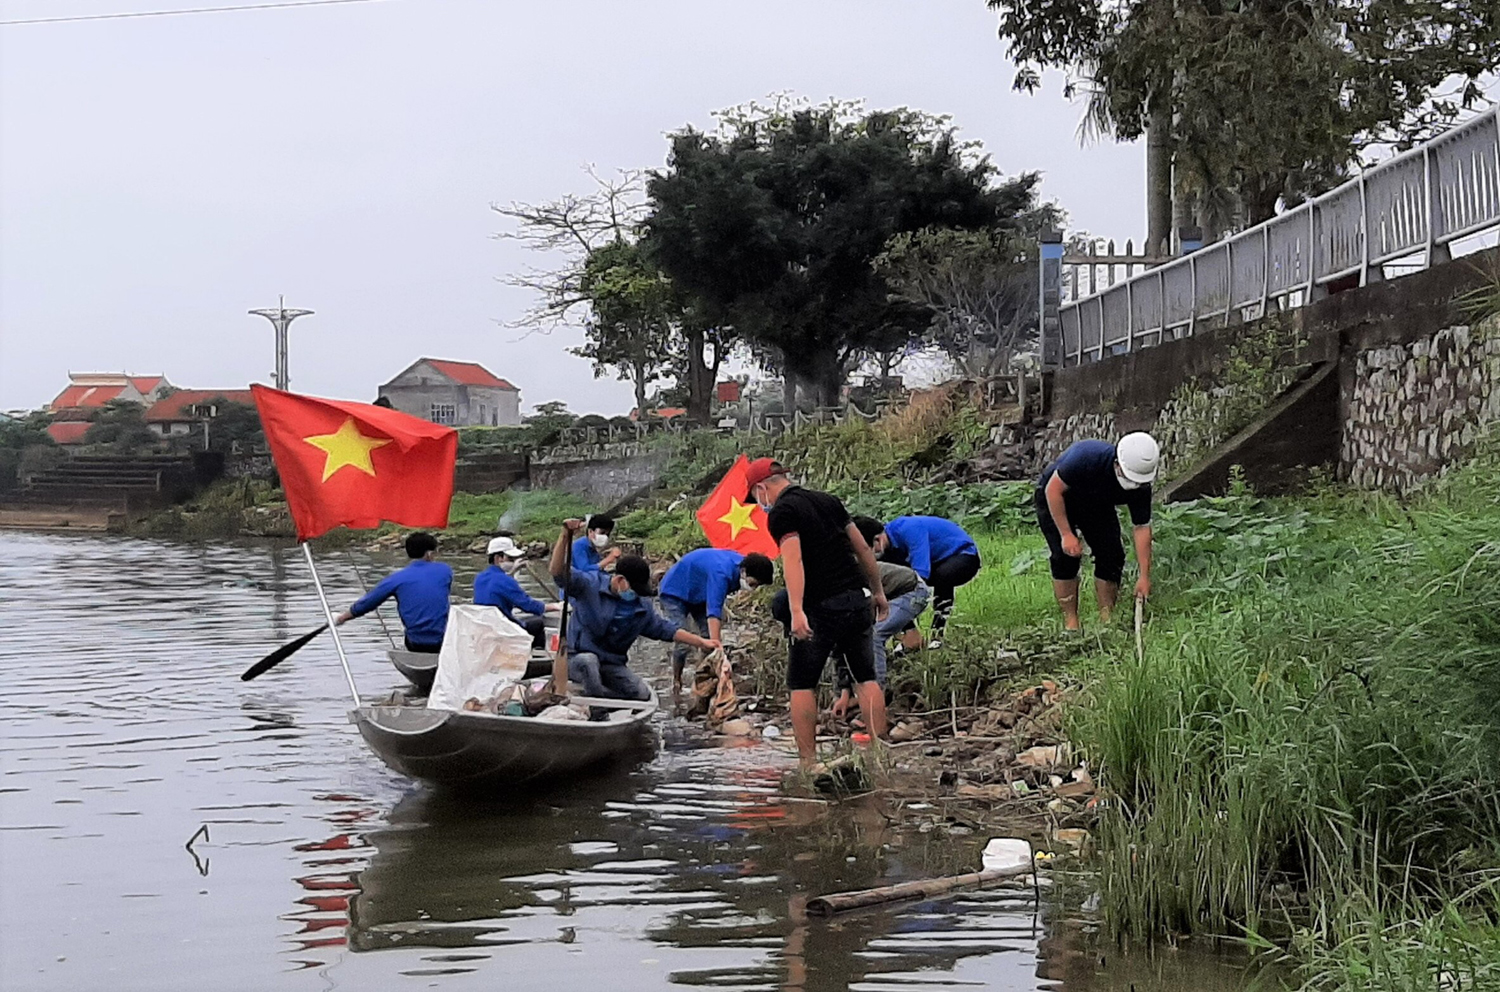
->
[0, 532, 1263, 991]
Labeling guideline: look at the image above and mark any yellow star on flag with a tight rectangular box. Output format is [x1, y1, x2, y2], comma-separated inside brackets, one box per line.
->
[303, 417, 392, 482]
[717, 496, 759, 540]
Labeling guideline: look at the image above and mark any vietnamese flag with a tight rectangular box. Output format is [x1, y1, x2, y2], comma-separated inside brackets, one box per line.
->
[251, 384, 458, 541]
[696, 455, 780, 559]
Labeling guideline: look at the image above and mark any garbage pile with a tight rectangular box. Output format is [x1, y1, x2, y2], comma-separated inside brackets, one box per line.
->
[886, 680, 1098, 821]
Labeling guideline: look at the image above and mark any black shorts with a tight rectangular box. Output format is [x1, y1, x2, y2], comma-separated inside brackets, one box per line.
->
[785, 589, 877, 691]
[1033, 487, 1126, 584]
[404, 636, 442, 654]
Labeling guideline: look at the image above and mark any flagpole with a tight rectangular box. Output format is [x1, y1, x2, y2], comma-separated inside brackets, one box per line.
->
[302, 541, 362, 708]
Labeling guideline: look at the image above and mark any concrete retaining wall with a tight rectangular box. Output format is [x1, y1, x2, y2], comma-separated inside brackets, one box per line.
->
[530, 449, 671, 507]
[1042, 248, 1500, 496]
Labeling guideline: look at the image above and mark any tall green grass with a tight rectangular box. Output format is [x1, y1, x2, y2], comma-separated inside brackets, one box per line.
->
[1075, 452, 1500, 987]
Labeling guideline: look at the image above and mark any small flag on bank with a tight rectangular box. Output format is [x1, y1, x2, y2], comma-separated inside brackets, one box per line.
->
[696, 455, 780, 558]
[251, 384, 458, 541]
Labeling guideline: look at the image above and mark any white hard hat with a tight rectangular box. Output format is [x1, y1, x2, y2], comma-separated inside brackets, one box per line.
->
[1116, 432, 1160, 484]
[486, 536, 524, 558]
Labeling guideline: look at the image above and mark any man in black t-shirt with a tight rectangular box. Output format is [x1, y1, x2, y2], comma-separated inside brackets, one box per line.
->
[744, 458, 889, 766]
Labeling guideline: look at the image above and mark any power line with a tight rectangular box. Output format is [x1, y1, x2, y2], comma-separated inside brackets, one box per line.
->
[0, 0, 386, 27]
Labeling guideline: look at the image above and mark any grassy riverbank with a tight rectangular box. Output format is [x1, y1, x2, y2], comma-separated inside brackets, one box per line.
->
[1078, 460, 1500, 990]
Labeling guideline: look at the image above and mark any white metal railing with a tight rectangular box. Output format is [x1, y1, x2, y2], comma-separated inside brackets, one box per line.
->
[1058, 107, 1500, 366]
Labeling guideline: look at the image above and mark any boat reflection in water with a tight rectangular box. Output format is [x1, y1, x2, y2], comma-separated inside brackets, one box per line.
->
[345, 734, 1052, 991]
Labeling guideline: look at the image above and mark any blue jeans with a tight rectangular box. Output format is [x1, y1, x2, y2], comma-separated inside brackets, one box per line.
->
[834, 582, 930, 692]
[873, 583, 929, 684]
[567, 652, 650, 700]
[658, 595, 709, 681]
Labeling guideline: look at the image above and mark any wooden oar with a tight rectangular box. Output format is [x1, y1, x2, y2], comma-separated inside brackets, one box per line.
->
[522, 560, 560, 600]
[241, 624, 328, 681]
[346, 552, 397, 650]
[548, 531, 573, 696]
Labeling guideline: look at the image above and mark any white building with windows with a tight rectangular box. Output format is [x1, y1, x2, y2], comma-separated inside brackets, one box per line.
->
[376, 358, 521, 427]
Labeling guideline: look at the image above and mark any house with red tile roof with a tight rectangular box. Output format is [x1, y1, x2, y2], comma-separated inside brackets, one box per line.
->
[377, 359, 520, 427]
[47, 373, 175, 412]
[144, 389, 256, 438]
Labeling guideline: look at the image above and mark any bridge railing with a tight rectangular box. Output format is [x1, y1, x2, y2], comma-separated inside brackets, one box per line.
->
[1058, 107, 1500, 366]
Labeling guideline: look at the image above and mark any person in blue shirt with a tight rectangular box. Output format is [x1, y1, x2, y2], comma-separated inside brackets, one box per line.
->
[335, 532, 452, 652]
[658, 548, 775, 691]
[549, 519, 720, 700]
[474, 535, 560, 648]
[867, 515, 981, 649]
[1034, 433, 1159, 630]
[571, 514, 620, 573]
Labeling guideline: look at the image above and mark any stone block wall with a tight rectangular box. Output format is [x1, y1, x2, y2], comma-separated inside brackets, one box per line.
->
[1037, 412, 1117, 468]
[1343, 317, 1500, 493]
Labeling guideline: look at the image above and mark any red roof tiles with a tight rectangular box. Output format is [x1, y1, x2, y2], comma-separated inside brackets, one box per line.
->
[421, 359, 517, 390]
[50, 384, 128, 409]
[46, 422, 91, 445]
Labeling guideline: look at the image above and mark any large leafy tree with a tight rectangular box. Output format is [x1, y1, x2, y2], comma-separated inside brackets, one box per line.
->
[875, 204, 1062, 379]
[642, 100, 1010, 407]
[989, 0, 1500, 235]
[571, 240, 675, 416]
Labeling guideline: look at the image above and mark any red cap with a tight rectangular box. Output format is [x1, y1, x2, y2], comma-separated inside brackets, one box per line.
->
[743, 457, 785, 496]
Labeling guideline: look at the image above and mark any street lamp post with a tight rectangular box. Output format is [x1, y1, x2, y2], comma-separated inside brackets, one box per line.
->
[248, 295, 314, 391]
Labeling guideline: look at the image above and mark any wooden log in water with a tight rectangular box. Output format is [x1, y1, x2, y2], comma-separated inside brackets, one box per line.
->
[806, 862, 1036, 917]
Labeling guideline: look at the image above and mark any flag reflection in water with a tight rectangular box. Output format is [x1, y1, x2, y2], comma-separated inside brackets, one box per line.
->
[283, 792, 378, 968]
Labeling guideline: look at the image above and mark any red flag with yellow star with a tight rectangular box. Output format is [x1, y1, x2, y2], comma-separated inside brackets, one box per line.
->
[695, 455, 780, 559]
[251, 384, 458, 541]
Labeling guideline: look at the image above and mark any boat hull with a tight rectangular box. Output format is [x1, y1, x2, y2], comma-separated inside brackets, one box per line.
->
[352, 690, 657, 788]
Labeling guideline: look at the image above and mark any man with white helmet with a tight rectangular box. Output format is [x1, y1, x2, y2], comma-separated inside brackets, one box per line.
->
[1034, 433, 1159, 630]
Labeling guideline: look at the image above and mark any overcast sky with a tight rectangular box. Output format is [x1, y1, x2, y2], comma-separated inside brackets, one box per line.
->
[0, 0, 1147, 416]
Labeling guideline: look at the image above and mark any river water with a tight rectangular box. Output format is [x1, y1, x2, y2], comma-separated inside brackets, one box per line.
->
[0, 532, 1265, 992]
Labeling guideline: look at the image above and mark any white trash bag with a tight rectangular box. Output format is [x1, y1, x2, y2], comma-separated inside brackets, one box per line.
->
[427, 605, 534, 713]
[981, 837, 1034, 872]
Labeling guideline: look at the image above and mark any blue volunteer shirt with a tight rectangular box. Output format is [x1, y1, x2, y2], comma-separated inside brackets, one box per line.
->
[350, 559, 452, 647]
[563, 568, 680, 666]
[473, 565, 547, 622]
[884, 516, 980, 580]
[658, 548, 744, 620]
[1039, 439, 1153, 526]
[571, 535, 605, 572]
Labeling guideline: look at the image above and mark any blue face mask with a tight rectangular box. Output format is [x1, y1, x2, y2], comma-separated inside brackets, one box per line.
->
[618, 588, 638, 602]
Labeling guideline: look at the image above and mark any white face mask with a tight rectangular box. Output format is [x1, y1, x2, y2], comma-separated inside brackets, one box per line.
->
[1116, 467, 1142, 491]
[590, 532, 610, 549]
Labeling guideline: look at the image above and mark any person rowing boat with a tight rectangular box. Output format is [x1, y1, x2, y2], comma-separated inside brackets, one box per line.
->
[334, 532, 451, 653]
[474, 535, 560, 649]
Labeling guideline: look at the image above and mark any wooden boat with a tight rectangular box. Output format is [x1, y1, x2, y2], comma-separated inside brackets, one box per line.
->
[352, 688, 659, 788]
[386, 648, 555, 694]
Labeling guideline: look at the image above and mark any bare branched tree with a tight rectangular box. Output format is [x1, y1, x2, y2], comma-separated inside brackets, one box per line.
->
[492, 167, 646, 329]
[875, 226, 1045, 381]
